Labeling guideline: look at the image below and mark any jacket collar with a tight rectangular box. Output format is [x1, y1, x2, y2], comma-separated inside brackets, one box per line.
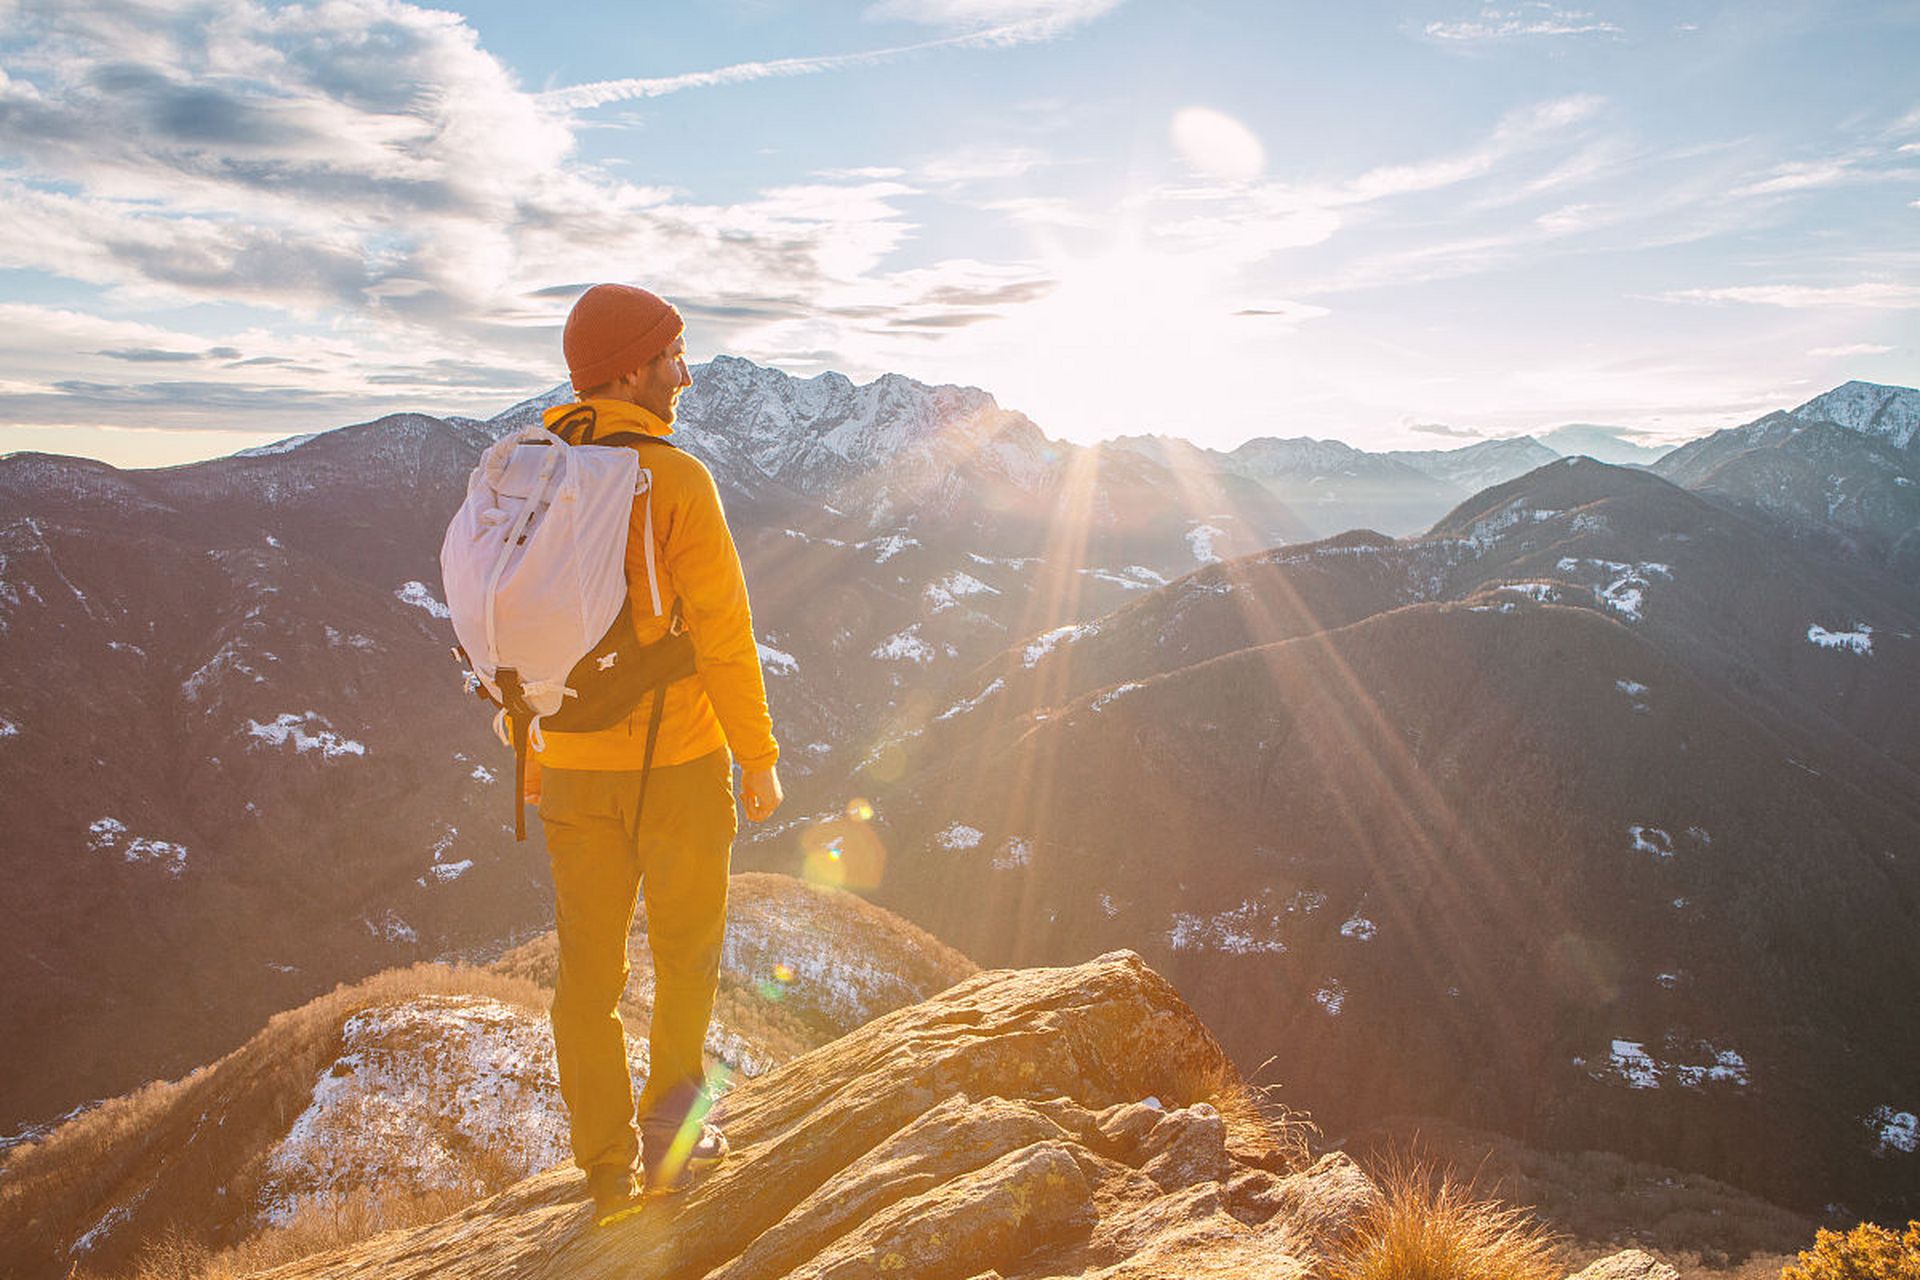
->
[542, 398, 674, 440]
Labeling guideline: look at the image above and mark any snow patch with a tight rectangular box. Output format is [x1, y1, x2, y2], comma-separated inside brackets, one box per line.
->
[395, 581, 450, 619]
[428, 860, 475, 883]
[992, 837, 1032, 870]
[87, 817, 187, 877]
[248, 711, 366, 759]
[924, 571, 1000, 613]
[1867, 1105, 1918, 1155]
[1555, 558, 1673, 622]
[871, 625, 936, 664]
[1628, 825, 1674, 859]
[757, 639, 799, 674]
[70, 1189, 148, 1256]
[1608, 1040, 1661, 1089]
[256, 996, 629, 1226]
[1090, 682, 1142, 711]
[364, 910, 417, 945]
[935, 823, 983, 850]
[470, 765, 495, 783]
[938, 678, 1003, 721]
[1023, 623, 1095, 667]
[1807, 623, 1872, 655]
[0, 717, 16, 739]
[1079, 568, 1153, 591]
[1339, 915, 1378, 941]
[1314, 980, 1347, 1017]
[1186, 523, 1227, 564]
[1593, 1037, 1751, 1090]
[1168, 899, 1288, 955]
[864, 533, 919, 565]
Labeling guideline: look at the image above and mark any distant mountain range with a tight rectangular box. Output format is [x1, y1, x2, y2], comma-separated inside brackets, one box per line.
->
[1, 366, 1915, 1222]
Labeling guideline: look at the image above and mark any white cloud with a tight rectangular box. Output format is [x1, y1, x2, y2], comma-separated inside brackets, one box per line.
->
[1660, 284, 1920, 310]
[1807, 343, 1895, 357]
[1727, 152, 1911, 198]
[1425, 5, 1623, 41]
[865, 0, 1122, 30]
[1171, 107, 1266, 182]
[918, 146, 1052, 185]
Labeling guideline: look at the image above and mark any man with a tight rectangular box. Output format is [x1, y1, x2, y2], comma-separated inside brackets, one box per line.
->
[524, 282, 783, 1227]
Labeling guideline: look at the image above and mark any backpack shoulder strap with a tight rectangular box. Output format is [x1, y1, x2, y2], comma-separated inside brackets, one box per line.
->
[594, 431, 678, 450]
[551, 404, 597, 444]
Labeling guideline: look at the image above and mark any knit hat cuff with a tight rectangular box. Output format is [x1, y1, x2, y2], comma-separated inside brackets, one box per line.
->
[568, 305, 683, 391]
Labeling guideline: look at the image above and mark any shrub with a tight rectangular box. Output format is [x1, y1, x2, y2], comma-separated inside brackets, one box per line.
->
[1781, 1221, 1920, 1280]
[1329, 1159, 1564, 1280]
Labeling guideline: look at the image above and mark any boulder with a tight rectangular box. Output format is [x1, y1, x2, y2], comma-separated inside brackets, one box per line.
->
[1569, 1249, 1683, 1280]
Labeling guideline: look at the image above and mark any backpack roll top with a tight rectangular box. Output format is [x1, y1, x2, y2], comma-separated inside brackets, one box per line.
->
[441, 424, 639, 716]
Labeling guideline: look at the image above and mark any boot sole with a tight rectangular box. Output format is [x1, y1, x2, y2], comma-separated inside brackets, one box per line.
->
[593, 1197, 649, 1228]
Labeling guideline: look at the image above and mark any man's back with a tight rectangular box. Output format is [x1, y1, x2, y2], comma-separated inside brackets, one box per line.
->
[530, 396, 779, 779]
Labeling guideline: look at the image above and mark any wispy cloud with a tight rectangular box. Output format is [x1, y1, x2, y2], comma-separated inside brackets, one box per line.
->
[542, 1, 1120, 111]
[1424, 4, 1623, 42]
[864, 0, 1122, 30]
[1408, 421, 1484, 438]
[1660, 284, 1920, 309]
[1808, 343, 1895, 357]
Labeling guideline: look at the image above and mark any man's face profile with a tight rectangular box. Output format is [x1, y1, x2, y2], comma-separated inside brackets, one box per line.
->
[632, 335, 692, 424]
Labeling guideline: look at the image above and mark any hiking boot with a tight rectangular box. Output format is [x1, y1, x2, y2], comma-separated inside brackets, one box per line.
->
[586, 1164, 646, 1228]
[642, 1121, 728, 1196]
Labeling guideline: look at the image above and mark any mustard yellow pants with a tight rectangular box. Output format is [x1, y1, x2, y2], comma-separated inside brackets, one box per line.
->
[538, 747, 736, 1174]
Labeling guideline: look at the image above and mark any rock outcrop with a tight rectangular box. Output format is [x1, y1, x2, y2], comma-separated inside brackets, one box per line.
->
[258, 951, 1357, 1279]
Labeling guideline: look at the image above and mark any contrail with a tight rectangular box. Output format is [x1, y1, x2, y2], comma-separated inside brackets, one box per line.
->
[540, 14, 1093, 111]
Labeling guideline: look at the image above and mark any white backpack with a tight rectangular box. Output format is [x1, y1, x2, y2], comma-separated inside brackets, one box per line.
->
[439, 411, 698, 838]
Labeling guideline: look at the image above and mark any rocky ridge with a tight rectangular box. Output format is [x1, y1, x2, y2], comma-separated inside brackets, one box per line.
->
[251, 950, 1369, 1280]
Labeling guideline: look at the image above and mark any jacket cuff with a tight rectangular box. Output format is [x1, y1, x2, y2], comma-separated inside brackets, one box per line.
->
[736, 744, 779, 770]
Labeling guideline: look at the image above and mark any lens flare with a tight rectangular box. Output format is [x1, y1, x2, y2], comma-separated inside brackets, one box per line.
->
[845, 797, 874, 822]
[864, 742, 908, 783]
[773, 962, 795, 983]
[799, 816, 887, 890]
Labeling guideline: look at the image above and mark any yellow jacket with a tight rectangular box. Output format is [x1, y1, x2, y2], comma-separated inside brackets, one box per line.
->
[528, 399, 779, 777]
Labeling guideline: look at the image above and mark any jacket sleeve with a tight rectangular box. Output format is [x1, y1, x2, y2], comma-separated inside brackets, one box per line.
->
[660, 459, 780, 770]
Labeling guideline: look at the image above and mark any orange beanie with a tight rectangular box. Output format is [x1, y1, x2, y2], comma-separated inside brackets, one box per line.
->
[563, 284, 684, 392]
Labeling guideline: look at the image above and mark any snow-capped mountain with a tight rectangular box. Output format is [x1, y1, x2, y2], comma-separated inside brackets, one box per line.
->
[1385, 435, 1562, 494]
[1655, 381, 1920, 583]
[1790, 380, 1920, 451]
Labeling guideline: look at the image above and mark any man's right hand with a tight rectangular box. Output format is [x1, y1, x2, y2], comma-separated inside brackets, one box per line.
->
[739, 765, 783, 823]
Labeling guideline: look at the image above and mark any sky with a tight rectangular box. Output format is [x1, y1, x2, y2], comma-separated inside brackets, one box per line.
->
[0, 0, 1916, 468]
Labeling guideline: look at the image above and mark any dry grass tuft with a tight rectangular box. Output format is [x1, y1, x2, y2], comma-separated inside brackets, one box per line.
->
[1199, 1052, 1317, 1174]
[1329, 1157, 1566, 1280]
[84, 1188, 480, 1280]
[1780, 1220, 1920, 1280]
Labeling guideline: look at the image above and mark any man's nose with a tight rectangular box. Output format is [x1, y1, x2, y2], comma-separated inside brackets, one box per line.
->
[678, 362, 692, 387]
